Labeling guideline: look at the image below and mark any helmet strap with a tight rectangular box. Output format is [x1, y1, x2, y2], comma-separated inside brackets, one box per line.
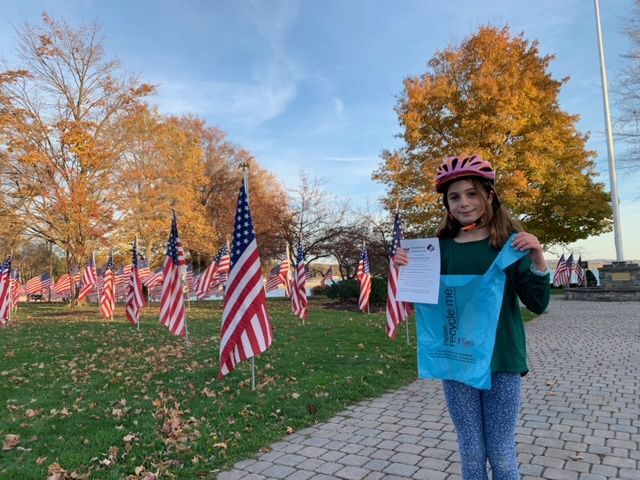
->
[461, 221, 480, 232]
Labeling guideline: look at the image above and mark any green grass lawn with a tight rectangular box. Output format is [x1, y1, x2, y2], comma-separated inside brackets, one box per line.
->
[1, 299, 542, 479]
[0, 299, 418, 479]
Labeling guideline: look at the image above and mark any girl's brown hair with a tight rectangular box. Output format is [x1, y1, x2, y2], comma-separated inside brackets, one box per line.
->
[436, 178, 521, 249]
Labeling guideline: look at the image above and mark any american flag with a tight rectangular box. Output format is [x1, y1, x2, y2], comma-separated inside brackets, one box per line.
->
[144, 269, 163, 288]
[562, 254, 575, 286]
[138, 259, 152, 283]
[126, 241, 145, 326]
[211, 243, 231, 289]
[185, 265, 197, 293]
[160, 212, 187, 336]
[219, 181, 274, 378]
[115, 275, 128, 299]
[320, 266, 333, 288]
[100, 253, 116, 320]
[386, 210, 413, 339]
[575, 255, 585, 287]
[72, 268, 81, 285]
[115, 265, 132, 287]
[78, 253, 99, 302]
[24, 273, 53, 295]
[291, 239, 308, 320]
[265, 265, 282, 292]
[197, 252, 228, 296]
[195, 258, 217, 300]
[552, 254, 566, 287]
[53, 268, 79, 295]
[0, 257, 11, 324]
[54, 273, 71, 294]
[357, 245, 372, 313]
[554, 253, 574, 287]
[279, 247, 292, 297]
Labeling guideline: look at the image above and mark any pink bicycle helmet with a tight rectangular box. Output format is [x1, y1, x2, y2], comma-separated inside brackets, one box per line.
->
[435, 154, 495, 193]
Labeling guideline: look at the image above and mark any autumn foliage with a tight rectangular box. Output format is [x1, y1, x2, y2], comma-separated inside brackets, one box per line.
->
[374, 26, 612, 246]
[0, 14, 291, 271]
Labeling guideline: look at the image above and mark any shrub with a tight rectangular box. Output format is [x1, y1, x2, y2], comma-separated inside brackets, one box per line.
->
[326, 279, 359, 302]
[326, 278, 387, 305]
[310, 285, 326, 296]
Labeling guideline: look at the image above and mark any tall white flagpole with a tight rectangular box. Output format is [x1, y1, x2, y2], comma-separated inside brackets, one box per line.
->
[594, 0, 624, 261]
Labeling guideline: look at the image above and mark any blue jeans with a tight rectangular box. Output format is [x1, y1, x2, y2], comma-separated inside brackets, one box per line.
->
[442, 373, 521, 480]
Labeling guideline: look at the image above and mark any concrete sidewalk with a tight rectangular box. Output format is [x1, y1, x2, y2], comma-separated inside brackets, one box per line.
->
[218, 299, 640, 480]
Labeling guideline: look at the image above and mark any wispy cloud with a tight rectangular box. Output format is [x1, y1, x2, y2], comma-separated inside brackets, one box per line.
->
[153, 0, 304, 127]
[152, 77, 297, 126]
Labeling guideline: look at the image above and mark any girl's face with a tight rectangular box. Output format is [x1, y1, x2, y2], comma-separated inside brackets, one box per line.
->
[446, 179, 492, 226]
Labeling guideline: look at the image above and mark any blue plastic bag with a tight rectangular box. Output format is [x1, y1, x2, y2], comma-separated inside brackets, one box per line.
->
[415, 235, 527, 389]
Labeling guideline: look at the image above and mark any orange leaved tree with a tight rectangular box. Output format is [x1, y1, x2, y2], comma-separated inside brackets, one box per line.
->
[374, 26, 612, 247]
[0, 14, 154, 279]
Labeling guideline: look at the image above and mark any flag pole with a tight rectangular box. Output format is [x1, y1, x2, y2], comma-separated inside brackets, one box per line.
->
[172, 209, 190, 347]
[184, 308, 190, 347]
[240, 160, 256, 390]
[594, 0, 624, 262]
[183, 284, 190, 347]
[394, 202, 410, 346]
[110, 248, 114, 322]
[405, 316, 410, 345]
[363, 240, 370, 315]
[183, 266, 190, 347]
[186, 279, 192, 312]
[286, 243, 291, 297]
[134, 239, 140, 331]
[48, 241, 53, 302]
[93, 252, 102, 311]
[7, 251, 13, 326]
[299, 198, 306, 326]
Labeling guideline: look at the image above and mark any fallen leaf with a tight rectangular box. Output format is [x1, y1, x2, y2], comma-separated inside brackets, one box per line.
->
[36, 456, 48, 465]
[201, 387, 216, 398]
[2, 434, 20, 451]
[26, 408, 43, 418]
[47, 462, 66, 480]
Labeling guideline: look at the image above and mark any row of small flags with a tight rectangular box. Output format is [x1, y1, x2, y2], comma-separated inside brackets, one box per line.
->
[1, 179, 414, 377]
[552, 253, 585, 287]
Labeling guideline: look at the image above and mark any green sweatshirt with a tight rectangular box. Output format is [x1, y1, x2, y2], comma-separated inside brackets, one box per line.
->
[439, 236, 550, 375]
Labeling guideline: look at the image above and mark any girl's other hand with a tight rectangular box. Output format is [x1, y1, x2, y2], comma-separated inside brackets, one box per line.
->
[512, 231, 547, 271]
[393, 248, 409, 268]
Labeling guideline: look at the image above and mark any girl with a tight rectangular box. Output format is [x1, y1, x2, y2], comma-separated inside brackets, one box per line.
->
[394, 154, 550, 480]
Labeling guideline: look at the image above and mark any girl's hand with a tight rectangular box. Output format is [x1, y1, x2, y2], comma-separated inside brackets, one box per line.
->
[512, 231, 547, 271]
[393, 248, 409, 268]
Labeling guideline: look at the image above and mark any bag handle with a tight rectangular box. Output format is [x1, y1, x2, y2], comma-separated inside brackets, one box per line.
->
[487, 233, 529, 272]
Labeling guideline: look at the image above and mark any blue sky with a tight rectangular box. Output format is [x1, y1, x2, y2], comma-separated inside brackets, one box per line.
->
[1, 0, 638, 261]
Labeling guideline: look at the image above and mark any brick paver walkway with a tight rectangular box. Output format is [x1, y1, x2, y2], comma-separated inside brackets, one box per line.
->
[218, 299, 640, 480]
